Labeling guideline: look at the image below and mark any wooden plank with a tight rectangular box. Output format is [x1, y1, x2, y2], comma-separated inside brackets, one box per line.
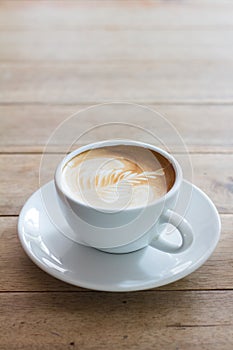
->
[0, 1, 233, 29]
[176, 153, 233, 215]
[0, 154, 232, 215]
[0, 154, 58, 216]
[0, 29, 232, 62]
[0, 62, 233, 104]
[0, 291, 233, 350]
[0, 104, 232, 153]
[0, 214, 231, 292]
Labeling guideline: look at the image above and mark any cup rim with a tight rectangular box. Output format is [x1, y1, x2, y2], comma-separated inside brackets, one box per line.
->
[54, 139, 183, 212]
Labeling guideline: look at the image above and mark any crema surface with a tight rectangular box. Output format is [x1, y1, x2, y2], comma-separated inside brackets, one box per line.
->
[62, 145, 175, 210]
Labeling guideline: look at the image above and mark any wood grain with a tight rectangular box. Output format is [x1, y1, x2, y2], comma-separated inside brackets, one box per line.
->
[1, 62, 233, 104]
[0, 214, 231, 292]
[0, 291, 233, 350]
[0, 104, 232, 153]
[0, 0, 233, 29]
[0, 29, 232, 62]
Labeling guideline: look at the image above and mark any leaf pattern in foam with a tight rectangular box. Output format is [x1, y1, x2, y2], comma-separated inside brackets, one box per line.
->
[78, 167, 165, 193]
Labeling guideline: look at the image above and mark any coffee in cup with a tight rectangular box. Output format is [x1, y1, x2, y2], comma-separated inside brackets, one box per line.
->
[61, 145, 176, 211]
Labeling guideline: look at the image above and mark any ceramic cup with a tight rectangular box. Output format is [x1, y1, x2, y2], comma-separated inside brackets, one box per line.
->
[54, 140, 194, 254]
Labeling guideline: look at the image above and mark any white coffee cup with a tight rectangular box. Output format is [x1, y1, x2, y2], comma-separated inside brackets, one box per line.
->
[54, 140, 193, 254]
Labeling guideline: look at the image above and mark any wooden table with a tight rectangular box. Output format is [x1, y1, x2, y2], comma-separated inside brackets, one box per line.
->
[1, 1, 233, 349]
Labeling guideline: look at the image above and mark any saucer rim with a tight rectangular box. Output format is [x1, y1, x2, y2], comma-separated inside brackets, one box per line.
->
[18, 180, 221, 292]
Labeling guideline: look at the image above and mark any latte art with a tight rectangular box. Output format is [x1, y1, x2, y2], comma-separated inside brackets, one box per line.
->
[62, 145, 175, 209]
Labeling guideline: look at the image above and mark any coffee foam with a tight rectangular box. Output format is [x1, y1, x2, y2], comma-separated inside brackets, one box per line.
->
[61, 145, 175, 210]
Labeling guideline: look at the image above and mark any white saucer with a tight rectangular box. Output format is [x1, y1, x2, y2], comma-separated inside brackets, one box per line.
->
[18, 180, 221, 292]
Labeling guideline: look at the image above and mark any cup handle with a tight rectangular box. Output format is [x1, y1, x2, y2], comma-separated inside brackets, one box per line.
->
[150, 209, 194, 254]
